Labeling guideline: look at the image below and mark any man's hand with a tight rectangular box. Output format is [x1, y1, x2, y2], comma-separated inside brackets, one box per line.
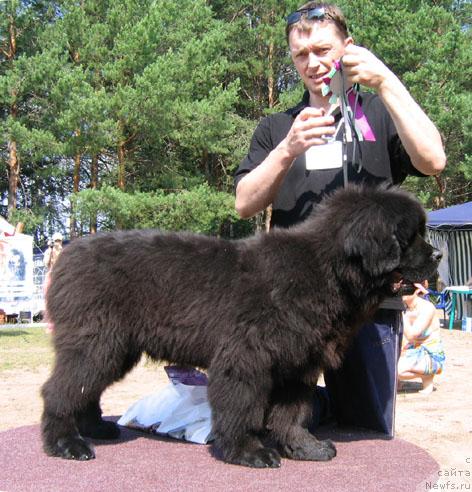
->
[341, 44, 393, 92]
[278, 107, 336, 161]
[235, 108, 336, 218]
[341, 43, 445, 175]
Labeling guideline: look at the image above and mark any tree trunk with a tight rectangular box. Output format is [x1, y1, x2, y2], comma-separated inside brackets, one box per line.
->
[90, 154, 99, 233]
[433, 175, 446, 209]
[69, 148, 81, 239]
[7, 135, 19, 215]
[5, 13, 18, 218]
[8, 12, 17, 56]
[73, 152, 81, 194]
[264, 34, 275, 232]
[65, 42, 82, 238]
[90, 153, 99, 190]
[201, 148, 212, 184]
[267, 39, 275, 109]
[118, 141, 126, 191]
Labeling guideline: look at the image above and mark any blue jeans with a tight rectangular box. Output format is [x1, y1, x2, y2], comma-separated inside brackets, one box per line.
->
[320, 310, 403, 437]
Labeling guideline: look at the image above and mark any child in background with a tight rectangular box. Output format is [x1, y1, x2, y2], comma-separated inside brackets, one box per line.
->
[398, 282, 446, 394]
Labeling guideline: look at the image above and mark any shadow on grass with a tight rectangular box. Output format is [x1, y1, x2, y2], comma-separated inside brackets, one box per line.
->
[0, 329, 30, 338]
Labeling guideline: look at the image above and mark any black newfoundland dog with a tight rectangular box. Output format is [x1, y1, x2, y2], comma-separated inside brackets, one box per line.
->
[41, 185, 440, 468]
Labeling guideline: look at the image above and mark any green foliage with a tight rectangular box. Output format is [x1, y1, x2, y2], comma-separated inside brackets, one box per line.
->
[72, 184, 253, 237]
[8, 207, 44, 234]
[1, 0, 471, 243]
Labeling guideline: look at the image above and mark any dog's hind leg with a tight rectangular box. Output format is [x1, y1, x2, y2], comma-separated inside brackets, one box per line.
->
[76, 350, 140, 440]
[41, 344, 140, 460]
[266, 381, 336, 461]
[76, 400, 120, 440]
[41, 358, 99, 460]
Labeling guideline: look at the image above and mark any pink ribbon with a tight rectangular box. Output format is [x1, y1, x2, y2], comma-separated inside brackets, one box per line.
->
[347, 90, 376, 142]
[321, 59, 376, 142]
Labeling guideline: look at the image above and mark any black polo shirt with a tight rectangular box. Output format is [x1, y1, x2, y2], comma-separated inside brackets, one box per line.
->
[235, 91, 425, 229]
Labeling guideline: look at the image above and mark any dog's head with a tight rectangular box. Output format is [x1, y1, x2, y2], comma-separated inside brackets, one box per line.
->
[323, 185, 441, 292]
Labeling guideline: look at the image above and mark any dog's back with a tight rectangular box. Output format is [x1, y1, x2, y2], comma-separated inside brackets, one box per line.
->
[47, 230, 247, 365]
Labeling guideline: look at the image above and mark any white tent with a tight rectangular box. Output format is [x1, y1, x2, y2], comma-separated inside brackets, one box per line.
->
[0, 216, 16, 236]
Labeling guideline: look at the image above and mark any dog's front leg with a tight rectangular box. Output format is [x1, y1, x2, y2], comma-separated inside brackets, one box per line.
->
[207, 358, 281, 468]
[266, 381, 336, 461]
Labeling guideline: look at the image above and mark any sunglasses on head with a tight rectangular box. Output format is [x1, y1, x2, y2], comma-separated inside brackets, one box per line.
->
[286, 6, 328, 26]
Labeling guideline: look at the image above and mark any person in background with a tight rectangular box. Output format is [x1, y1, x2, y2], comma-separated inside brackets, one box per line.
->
[398, 282, 446, 394]
[43, 232, 63, 333]
[43, 233, 63, 271]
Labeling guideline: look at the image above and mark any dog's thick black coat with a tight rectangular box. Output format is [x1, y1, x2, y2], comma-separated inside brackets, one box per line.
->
[41, 185, 440, 467]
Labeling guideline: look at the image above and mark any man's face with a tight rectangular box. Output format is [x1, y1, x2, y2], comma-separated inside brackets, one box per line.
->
[289, 23, 352, 97]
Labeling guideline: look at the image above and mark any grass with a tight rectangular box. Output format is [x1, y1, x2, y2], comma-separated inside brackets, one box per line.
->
[0, 325, 161, 373]
[0, 325, 54, 372]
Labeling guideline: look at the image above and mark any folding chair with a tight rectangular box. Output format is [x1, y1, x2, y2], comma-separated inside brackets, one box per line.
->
[426, 290, 447, 321]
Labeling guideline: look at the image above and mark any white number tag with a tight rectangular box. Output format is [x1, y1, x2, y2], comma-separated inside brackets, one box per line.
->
[305, 140, 343, 170]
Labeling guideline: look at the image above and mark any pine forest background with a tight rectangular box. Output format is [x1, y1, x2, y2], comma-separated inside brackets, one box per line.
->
[1, 0, 471, 245]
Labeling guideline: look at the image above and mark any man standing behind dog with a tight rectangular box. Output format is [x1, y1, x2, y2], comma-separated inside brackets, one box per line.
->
[235, 2, 446, 437]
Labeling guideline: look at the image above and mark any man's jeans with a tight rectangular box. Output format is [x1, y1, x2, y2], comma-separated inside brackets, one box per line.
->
[315, 310, 403, 437]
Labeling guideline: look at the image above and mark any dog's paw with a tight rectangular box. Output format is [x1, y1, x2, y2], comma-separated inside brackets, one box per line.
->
[283, 437, 336, 461]
[232, 447, 281, 468]
[319, 438, 337, 456]
[54, 436, 96, 460]
[79, 420, 121, 440]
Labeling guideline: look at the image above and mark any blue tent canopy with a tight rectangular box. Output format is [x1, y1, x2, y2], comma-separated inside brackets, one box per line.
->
[427, 201, 472, 230]
[427, 201, 472, 321]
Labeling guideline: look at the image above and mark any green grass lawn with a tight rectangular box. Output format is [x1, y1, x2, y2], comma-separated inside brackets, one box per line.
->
[0, 325, 54, 372]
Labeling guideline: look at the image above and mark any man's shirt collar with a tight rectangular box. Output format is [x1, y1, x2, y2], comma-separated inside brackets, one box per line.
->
[286, 90, 341, 118]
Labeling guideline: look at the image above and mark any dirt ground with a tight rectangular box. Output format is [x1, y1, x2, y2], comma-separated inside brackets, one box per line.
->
[0, 326, 470, 488]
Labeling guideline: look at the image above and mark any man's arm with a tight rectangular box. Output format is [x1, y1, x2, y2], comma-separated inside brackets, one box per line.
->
[235, 145, 294, 219]
[342, 45, 446, 175]
[236, 108, 336, 218]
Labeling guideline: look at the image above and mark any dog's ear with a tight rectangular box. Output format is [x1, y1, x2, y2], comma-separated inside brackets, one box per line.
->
[343, 222, 401, 276]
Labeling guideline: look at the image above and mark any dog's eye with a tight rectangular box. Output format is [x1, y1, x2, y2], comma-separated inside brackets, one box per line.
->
[400, 232, 419, 250]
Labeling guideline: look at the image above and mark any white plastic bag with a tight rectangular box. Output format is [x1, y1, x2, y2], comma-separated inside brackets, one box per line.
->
[117, 366, 213, 444]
